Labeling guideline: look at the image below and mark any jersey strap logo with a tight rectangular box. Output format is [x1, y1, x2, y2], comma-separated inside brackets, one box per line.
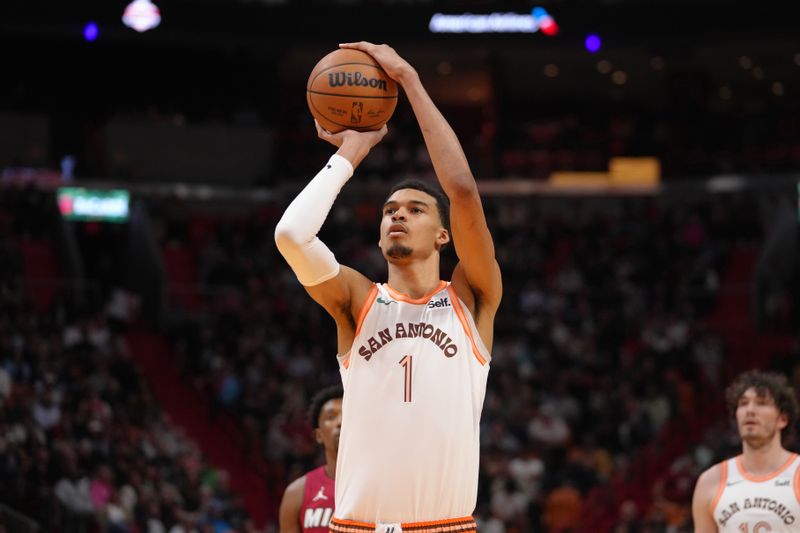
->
[312, 485, 329, 502]
[776, 479, 790, 486]
[377, 297, 396, 306]
[427, 296, 451, 309]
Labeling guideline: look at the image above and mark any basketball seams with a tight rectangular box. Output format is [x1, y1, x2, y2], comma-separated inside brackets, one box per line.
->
[306, 90, 398, 100]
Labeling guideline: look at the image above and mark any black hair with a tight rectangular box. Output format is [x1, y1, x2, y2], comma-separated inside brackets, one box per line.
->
[387, 179, 451, 234]
[307, 385, 344, 429]
[725, 369, 799, 440]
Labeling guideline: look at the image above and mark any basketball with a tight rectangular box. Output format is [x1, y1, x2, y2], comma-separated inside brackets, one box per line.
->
[306, 48, 398, 134]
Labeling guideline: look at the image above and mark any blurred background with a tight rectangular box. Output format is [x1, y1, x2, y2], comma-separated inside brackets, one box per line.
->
[1, 0, 799, 532]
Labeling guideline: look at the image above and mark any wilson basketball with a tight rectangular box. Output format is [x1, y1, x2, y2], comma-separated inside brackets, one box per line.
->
[307, 49, 398, 133]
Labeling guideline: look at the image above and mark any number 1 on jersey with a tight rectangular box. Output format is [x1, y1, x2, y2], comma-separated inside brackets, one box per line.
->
[739, 522, 772, 533]
[399, 355, 412, 403]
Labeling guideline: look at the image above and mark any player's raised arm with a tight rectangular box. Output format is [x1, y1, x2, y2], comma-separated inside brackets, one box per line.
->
[340, 42, 502, 322]
[274, 123, 386, 353]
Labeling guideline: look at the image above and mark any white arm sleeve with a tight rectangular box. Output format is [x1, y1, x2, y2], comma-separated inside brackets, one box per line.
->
[274, 154, 354, 286]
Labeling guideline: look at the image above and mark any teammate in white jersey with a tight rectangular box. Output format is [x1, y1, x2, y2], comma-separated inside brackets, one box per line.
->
[692, 370, 800, 532]
[275, 42, 502, 533]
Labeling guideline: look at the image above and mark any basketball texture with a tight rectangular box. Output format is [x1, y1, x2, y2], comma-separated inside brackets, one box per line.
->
[307, 49, 398, 133]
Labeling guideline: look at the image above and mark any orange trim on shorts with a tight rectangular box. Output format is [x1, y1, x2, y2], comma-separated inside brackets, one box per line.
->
[735, 453, 798, 483]
[329, 516, 476, 533]
[709, 460, 728, 515]
[793, 459, 800, 504]
[385, 280, 448, 304]
[343, 284, 379, 370]
[447, 286, 487, 366]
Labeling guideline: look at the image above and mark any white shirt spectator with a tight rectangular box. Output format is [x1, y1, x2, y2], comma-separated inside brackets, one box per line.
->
[55, 476, 95, 514]
[33, 397, 61, 430]
[527, 405, 571, 448]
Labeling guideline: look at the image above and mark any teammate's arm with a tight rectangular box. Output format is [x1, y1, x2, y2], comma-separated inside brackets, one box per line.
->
[275, 124, 386, 353]
[341, 42, 502, 336]
[692, 465, 721, 533]
[279, 476, 305, 533]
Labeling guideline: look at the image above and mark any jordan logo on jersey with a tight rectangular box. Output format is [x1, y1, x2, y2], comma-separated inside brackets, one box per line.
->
[311, 485, 329, 502]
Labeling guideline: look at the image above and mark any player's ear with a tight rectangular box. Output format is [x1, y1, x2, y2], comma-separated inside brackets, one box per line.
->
[314, 428, 324, 444]
[436, 228, 450, 248]
[778, 412, 788, 431]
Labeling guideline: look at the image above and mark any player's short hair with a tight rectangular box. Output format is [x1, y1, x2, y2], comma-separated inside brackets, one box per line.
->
[725, 370, 799, 440]
[308, 385, 343, 429]
[387, 179, 451, 235]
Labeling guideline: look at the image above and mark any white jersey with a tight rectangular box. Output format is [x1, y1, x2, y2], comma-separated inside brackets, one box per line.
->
[713, 453, 800, 532]
[334, 281, 491, 523]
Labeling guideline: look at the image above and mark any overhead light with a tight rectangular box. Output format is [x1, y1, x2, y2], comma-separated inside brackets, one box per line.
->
[83, 22, 99, 42]
[123, 0, 161, 33]
[584, 34, 601, 53]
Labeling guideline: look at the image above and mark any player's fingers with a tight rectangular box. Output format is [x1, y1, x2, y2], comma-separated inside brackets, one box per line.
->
[339, 41, 375, 51]
[314, 120, 332, 138]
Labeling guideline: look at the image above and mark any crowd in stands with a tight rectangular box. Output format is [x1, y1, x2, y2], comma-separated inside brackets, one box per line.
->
[271, 77, 800, 184]
[153, 180, 783, 531]
[0, 190, 258, 533]
[2, 144, 798, 533]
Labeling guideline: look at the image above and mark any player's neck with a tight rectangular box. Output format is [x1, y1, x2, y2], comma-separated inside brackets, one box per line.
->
[324, 452, 336, 479]
[387, 258, 441, 299]
[740, 438, 791, 475]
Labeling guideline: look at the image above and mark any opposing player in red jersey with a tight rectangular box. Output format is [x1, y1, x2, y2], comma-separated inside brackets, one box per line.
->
[279, 386, 343, 533]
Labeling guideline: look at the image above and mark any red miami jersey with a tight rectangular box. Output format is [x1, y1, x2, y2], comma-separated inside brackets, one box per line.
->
[299, 466, 335, 533]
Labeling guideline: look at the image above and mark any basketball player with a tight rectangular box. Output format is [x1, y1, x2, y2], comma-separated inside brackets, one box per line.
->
[275, 42, 502, 533]
[279, 386, 343, 533]
[691, 370, 800, 532]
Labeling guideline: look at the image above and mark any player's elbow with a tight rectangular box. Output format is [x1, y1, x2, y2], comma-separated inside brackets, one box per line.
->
[446, 175, 479, 200]
[274, 219, 305, 255]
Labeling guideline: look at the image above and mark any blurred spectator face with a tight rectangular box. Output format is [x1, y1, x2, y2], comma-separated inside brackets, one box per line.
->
[736, 387, 788, 447]
[315, 398, 342, 454]
[619, 499, 638, 522]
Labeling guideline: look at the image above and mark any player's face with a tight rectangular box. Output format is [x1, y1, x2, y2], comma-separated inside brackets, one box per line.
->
[379, 188, 449, 262]
[315, 398, 342, 453]
[736, 387, 787, 448]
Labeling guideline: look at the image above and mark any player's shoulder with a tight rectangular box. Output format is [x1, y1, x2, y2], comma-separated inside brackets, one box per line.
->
[696, 460, 728, 496]
[283, 473, 308, 499]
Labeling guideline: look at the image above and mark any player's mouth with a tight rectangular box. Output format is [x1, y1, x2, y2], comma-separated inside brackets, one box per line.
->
[388, 223, 407, 238]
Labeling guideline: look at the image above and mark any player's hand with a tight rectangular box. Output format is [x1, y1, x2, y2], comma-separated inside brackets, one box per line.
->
[339, 42, 417, 84]
[315, 120, 388, 149]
